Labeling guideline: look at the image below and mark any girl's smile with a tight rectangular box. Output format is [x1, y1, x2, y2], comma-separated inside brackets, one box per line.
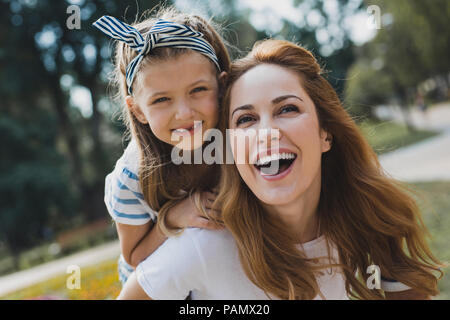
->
[171, 120, 204, 137]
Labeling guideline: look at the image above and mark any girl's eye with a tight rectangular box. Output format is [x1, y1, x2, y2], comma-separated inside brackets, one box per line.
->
[279, 105, 299, 114]
[152, 97, 170, 104]
[236, 115, 255, 126]
[191, 86, 208, 94]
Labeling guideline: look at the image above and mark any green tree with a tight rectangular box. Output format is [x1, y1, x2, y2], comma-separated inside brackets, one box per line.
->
[0, 0, 165, 260]
[346, 0, 450, 119]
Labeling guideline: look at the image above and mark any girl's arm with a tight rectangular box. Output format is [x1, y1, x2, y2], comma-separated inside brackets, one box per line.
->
[118, 226, 203, 300]
[117, 272, 152, 300]
[119, 191, 221, 268]
[115, 220, 164, 268]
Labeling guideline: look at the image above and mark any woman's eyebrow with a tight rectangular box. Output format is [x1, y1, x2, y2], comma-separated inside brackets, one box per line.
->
[231, 104, 253, 118]
[272, 94, 303, 104]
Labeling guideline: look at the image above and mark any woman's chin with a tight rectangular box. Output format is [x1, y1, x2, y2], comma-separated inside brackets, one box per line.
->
[254, 188, 299, 207]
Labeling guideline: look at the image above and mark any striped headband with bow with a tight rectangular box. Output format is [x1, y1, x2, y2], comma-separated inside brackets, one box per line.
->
[93, 15, 221, 94]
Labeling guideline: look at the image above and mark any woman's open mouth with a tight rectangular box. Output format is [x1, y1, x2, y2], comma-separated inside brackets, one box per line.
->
[254, 152, 297, 180]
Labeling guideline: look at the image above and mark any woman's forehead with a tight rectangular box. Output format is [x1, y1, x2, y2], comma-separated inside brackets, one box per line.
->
[229, 64, 309, 111]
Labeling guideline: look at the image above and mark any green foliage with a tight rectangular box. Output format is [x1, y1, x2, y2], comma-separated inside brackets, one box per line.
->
[345, 60, 394, 118]
[0, 110, 74, 254]
[0, 0, 166, 256]
[346, 0, 450, 117]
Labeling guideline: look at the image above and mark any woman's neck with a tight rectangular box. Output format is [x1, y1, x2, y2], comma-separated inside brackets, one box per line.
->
[263, 172, 322, 244]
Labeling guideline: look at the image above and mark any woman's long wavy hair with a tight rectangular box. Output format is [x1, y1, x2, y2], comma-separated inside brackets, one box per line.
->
[217, 39, 443, 299]
[113, 6, 231, 232]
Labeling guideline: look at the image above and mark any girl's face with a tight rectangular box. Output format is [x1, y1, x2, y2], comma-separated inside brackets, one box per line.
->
[127, 51, 224, 150]
[228, 64, 331, 207]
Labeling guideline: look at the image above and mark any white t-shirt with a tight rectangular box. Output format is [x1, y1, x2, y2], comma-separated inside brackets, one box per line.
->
[136, 228, 350, 300]
[104, 139, 157, 225]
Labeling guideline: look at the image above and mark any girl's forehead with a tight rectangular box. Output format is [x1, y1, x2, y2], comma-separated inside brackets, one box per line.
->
[135, 51, 217, 94]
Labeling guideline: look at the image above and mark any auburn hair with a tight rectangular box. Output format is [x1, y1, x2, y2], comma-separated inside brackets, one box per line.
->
[113, 6, 231, 230]
[217, 39, 443, 299]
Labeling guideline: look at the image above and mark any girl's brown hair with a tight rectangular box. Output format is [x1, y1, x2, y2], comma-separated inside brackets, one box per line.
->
[217, 39, 443, 299]
[113, 6, 231, 229]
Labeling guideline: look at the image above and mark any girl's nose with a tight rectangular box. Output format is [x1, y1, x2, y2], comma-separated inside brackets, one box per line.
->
[175, 101, 195, 120]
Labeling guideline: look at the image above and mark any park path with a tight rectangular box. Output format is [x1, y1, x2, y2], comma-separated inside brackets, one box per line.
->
[1, 102, 449, 298]
[378, 102, 450, 182]
[0, 240, 120, 298]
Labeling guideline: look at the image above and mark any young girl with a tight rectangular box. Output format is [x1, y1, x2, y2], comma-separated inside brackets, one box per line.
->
[93, 7, 230, 283]
[118, 39, 443, 300]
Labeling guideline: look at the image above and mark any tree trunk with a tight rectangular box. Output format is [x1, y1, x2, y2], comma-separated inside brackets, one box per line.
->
[49, 75, 85, 196]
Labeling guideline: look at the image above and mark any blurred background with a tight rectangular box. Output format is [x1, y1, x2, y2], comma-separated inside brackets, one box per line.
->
[0, 0, 449, 299]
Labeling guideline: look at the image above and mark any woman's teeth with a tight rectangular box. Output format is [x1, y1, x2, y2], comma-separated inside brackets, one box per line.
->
[254, 152, 297, 176]
[255, 152, 296, 166]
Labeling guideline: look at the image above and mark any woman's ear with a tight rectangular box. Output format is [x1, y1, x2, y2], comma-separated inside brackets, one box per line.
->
[125, 96, 148, 124]
[320, 129, 332, 153]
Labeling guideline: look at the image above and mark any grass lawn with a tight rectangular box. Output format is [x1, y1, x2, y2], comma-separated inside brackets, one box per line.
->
[408, 181, 450, 300]
[0, 259, 121, 300]
[359, 120, 438, 154]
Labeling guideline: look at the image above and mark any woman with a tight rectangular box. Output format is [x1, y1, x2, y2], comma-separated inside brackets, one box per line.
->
[119, 39, 443, 300]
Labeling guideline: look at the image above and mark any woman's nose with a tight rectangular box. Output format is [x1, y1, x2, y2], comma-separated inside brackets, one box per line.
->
[257, 119, 281, 146]
[257, 128, 281, 149]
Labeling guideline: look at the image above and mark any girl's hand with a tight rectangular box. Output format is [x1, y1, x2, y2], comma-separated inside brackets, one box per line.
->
[166, 191, 223, 230]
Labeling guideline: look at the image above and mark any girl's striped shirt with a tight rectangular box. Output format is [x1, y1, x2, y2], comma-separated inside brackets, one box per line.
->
[104, 139, 157, 225]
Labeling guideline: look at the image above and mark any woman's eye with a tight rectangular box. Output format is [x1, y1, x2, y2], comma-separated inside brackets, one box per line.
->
[152, 97, 170, 104]
[191, 86, 208, 94]
[236, 115, 255, 126]
[279, 105, 299, 114]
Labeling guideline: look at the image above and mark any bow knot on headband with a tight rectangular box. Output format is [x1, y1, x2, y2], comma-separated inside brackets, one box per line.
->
[93, 15, 221, 94]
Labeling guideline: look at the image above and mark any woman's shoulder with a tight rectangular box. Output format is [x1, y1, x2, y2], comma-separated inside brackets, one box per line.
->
[152, 228, 236, 272]
[174, 228, 235, 253]
[136, 228, 234, 288]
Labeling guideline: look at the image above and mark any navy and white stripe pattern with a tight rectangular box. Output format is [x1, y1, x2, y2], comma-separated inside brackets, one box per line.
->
[104, 140, 156, 225]
[93, 15, 221, 94]
[118, 254, 134, 285]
